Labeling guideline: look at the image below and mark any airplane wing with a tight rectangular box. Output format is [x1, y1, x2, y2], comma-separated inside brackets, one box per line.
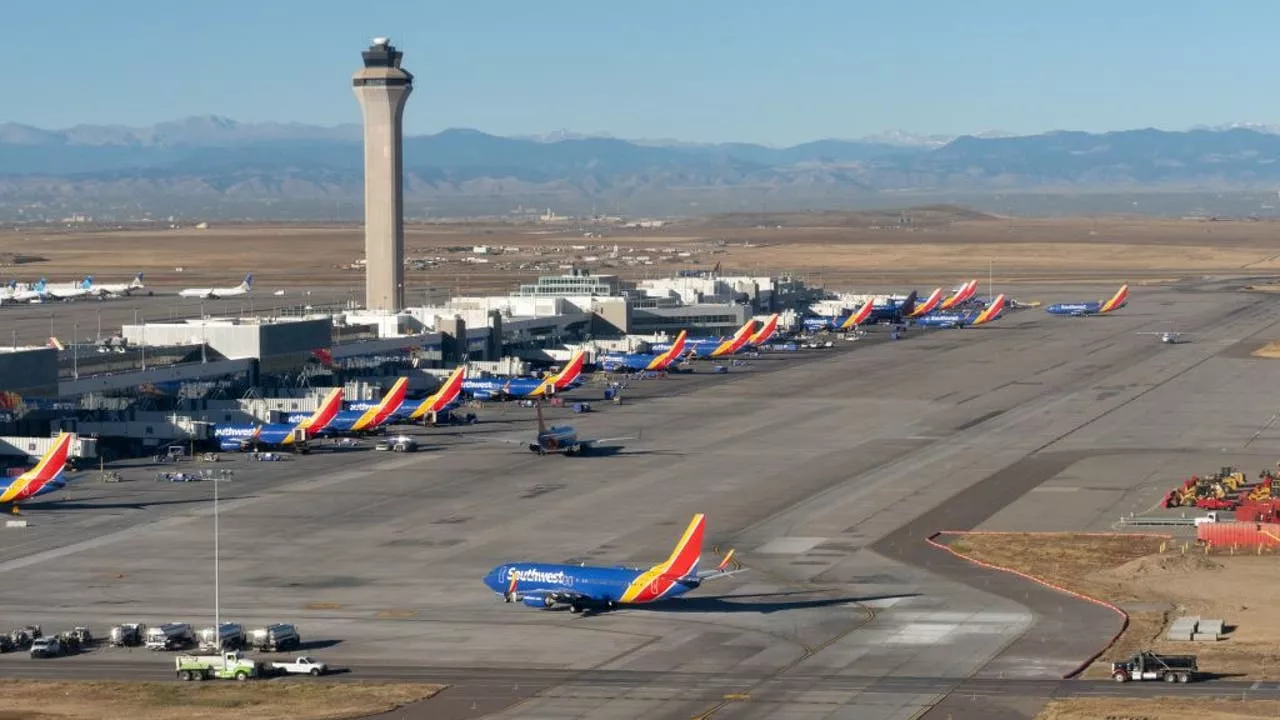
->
[580, 431, 642, 447]
[460, 434, 525, 445]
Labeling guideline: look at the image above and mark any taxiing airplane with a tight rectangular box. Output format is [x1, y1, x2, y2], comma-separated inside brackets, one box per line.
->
[912, 294, 1008, 329]
[1045, 285, 1129, 317]
[179, 274, 253, 300]
[483, 513, 743, 613]
[601, 331, 688, 373]
[1138, 331, 1186, 344]
[938, 280, 979, 311]
[463, 350, 586, 401]
[90, 272, 147, 297]
[0, 433, 75, 511]
[215, 388, 344, 452]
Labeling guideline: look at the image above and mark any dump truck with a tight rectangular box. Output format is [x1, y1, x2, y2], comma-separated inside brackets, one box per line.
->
[1111, 651, 1197, 683]
[197, 622, 245, 652]
[248, 624, 301, 652]
[145, 623, 195, 651]
[174, 651, 261, 681]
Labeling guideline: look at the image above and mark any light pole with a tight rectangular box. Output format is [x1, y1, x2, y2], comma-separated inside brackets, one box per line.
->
[214, 471, 221, 633]
[96, 310, 102, 342]
[72, 322, 78, 379]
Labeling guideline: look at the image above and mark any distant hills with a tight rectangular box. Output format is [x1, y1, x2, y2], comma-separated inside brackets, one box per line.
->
[5, 117, 1280, 220]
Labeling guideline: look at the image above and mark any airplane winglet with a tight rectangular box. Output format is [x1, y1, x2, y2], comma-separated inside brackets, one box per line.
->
[715, 548, 736, 572]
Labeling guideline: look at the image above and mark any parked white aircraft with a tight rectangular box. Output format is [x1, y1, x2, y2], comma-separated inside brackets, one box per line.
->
[43, 277, 95, 301]
[91, 272, 148, 297]
[8, 279, 49, 303]
[179, 274, 253, 300]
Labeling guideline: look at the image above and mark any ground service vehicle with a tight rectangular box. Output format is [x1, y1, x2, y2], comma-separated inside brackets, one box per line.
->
[374, 435, 418, 452]
[1111, 651, 1197, 683]
[269, 656, 328, 676]
[109, 623, 145, 647]
[29, 637, 64, 658]
[249, 624, 301, 652]
[10, 625, 42, 649]
[197, 622, 245, 651]
[174, 651, 260, 681]
[146, 623, 195, 651]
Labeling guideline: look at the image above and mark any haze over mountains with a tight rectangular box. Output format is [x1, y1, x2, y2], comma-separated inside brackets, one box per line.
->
[5, 116, 1280, 220]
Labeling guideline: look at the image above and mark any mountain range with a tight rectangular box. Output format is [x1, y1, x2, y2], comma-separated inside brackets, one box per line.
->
[5, 116, 1280, 220]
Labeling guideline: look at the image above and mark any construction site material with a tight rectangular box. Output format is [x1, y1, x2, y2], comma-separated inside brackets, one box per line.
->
[1198, 521, 1280, 549]
[1163, 467, 1274, 511]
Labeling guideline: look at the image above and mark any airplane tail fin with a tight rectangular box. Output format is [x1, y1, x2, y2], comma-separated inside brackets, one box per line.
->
[910, 288, 944, 317]
[973, 294, 1007, 325]
[3, 432, 74, 502]
[552, 350, 585, 390]
[749, 315, 778, 345]
[654, 513, 705, 579]
[298, 387, 344, 431]
[661, 330, 688, 364]
[132, 272, 145, 287]
[410, 365, 467, 420]
[1100, 284, 1129, 313]
[900, 290, 918, 317]
[242, 273, 254, 289]
[82, 276, 93, 289]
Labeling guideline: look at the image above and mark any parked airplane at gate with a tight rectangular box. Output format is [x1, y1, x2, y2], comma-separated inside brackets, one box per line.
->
[215, 388, 344, 452]
[407, 365, 468, 421]
[179, 274, 253, 300]
[90, 273, 148, 297]
[42, 277, 95, 301]
[938, 280, 979, 311]
[1045, 285, 1128, 317]
[866, 290, 918, 324]
[483, 513, 743, 613]
[906, 288, 945, 318]
[746, 314, 781, 346]
[679, 319, 757, 358]
[463, 350, 586, 401]
[912, 294, 1008, 329]
[0, 433, 75, 510]
[5, 279, 47, 303]
[315, 378, 409, 435]
[601, 330, 688, 373]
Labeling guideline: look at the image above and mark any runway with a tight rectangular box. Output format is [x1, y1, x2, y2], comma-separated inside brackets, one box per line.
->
[1, 281, 1279, 719]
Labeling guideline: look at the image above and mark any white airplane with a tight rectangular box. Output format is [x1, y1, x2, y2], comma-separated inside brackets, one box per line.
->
[43, 277, 95, 301]
[90, 272, 148, 297]
[8, 279, 49, 303]
[179, 273, 253, 300]
[1138, 331, 1186, 344]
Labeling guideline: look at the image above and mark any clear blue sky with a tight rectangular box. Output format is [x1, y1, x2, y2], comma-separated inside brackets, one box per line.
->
[3, 0, 1277, 145]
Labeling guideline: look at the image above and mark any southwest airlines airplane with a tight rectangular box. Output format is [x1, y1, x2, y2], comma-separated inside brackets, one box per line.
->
[745, 314, 781, 346]
[463, 350, 585, 401]
[483, 513, 743, 613]
[1045, 285, 1129, 317]
[215, 388, 344, 452]
[0, 433, 75, 510]
[912, 294, 1008, 329]
[601, 330, 688, 373]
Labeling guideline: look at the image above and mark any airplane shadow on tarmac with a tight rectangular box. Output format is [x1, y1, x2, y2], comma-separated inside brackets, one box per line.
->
[587, 591, 922, 616]
[19, 496, 230, 512]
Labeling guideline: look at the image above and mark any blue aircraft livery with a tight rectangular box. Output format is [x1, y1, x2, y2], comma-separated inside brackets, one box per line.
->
[483, 513, 742, 612]
[911, 294, 1008, 329]
[601, 330, 687, 372]
[1045, 285, 1129, 317]
[214, 387, 344, 451]
[462, 350, 585, 400]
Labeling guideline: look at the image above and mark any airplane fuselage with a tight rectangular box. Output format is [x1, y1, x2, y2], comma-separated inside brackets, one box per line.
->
[1045, 302, 1104, 316]
[532, 426, 579, 454]
[483, 563, 699, 608]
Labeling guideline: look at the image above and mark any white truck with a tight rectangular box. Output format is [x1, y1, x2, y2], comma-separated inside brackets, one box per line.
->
[249, 623, 301, 652]
[197, 622, 245, 652]
[145, 623, 195, 651]
[174, 651, 261, 681]
[109, 623, 146, 647]
[268, 656, 329, 677]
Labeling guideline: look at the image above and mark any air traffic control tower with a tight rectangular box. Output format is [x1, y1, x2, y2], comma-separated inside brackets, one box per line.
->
[353, 37, 413, 312]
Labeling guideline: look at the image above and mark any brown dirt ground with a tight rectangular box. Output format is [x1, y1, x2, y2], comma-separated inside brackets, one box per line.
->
[1037, 698, 1280, 720]
[0, 680, 442, 720]
[948, 533, 1280, 679]
[3, 212, 1280, 293]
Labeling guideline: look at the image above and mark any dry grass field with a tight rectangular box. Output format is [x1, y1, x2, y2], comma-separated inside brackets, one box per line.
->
[1037, 698, 1280, 720]
[0, 679, 442, 720]
[949, 534, 1280, 679]
[3, 210, 1280, 295]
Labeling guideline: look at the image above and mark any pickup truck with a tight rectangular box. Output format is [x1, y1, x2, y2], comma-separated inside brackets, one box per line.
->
[269, 656, 329, 676]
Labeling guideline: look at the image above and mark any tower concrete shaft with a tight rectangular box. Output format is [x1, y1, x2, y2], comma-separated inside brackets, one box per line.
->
[353, 38, 413, 312]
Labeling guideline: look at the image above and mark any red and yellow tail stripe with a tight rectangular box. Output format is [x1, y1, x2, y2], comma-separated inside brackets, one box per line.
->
[972, 294, 1007, 325]
[0, 433, 73, 504]
[648, 331, 687, 370]
[350, 377, 409, 431]
[709, 320, 757, 357]
[620, 513, 706, 603]
[940, 280, 977, 310]
[1099, 284, 1129, 314]
[528, 350, 586, 397]
[909, 288, 944, 318]
[748, 315, 779, 346]
[410, 365, 467, 420]
[297, 387, 344, 432]
[839, 301, 874, 331]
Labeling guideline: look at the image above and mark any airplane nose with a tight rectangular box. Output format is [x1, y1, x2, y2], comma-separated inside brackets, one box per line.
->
[482, 566, 504, 592]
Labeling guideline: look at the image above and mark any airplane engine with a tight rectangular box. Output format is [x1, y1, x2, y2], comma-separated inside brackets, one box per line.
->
[522, 595, 555, 609]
